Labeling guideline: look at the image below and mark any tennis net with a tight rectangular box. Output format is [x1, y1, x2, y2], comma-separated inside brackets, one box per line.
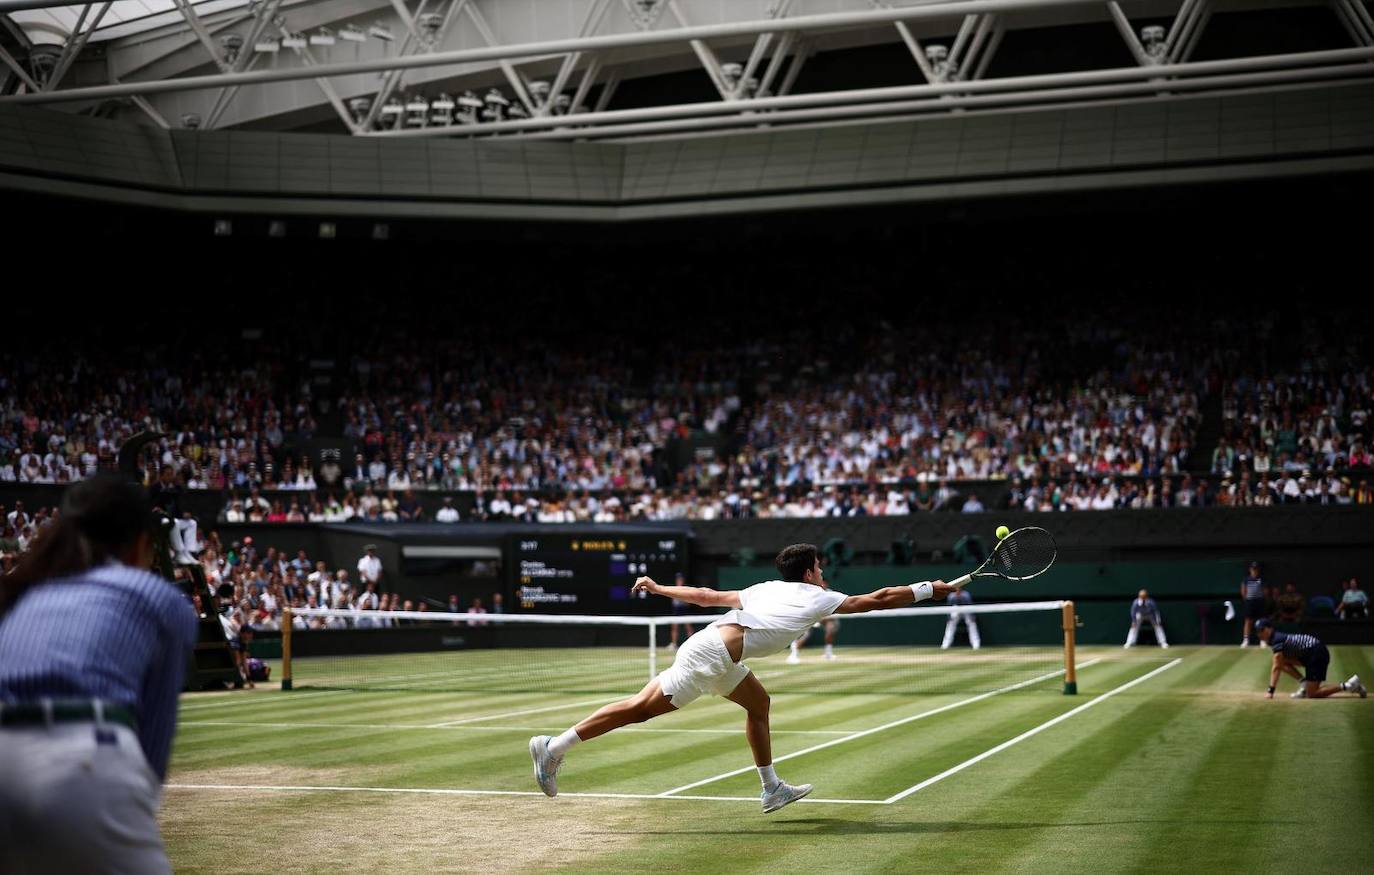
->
[281, 601, 1079, 696]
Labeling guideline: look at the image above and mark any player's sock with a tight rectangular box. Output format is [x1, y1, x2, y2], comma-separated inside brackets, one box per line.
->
[1340, 681, 1350, 691]
[548, 728, 582, 758]
[758, 764, 780, 791]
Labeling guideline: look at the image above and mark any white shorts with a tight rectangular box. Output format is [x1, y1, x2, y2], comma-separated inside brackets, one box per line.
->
[657, 625, 751, 708]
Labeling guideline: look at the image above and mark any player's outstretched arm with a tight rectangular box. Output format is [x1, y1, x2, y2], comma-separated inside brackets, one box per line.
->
[1266, 652, 1286, 698]
[834, 580, 957, 614]
[631, 576, 742, 609]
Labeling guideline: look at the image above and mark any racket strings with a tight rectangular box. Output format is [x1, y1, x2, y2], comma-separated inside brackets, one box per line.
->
[992, 528, 1057, 580]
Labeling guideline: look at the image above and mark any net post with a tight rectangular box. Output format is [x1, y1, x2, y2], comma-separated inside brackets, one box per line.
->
[281, 607, 294, 691]
[648, 618, 658, 681]
[1062, 600, 1077, 695]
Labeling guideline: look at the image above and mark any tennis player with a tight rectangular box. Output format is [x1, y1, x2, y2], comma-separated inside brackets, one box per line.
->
[1255, 619, 1366, 699]
[530, 543, 958, 812]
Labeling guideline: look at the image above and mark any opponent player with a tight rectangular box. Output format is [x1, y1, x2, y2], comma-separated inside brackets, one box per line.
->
[529, 543, 958, 812]
[785, 617, 838, 663]
[1255, 619, 1366, 699]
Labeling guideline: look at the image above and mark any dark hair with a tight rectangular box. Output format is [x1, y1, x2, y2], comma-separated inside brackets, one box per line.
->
[775, 543, 819, 582]
[0, 474, 155, 618]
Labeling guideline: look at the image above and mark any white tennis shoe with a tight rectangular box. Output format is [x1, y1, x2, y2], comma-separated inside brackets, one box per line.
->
[822, 651, 837, 661]
[1290, 687, 1307, 699]
[761, 781, 812, 813]
[529, 735, 564, 797]
[785, 653, 801, 665]
[1345, 674, 1367, 698]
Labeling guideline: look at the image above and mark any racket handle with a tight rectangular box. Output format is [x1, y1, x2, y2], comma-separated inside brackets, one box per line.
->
[949, 573, 972, 589]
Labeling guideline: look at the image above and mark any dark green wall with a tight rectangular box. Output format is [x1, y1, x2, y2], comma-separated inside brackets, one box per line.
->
[717, 559, 1247, 646]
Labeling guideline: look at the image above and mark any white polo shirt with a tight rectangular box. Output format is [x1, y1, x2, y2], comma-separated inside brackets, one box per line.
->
[714, 580, 847, 660]
[357, 554, 382, 583]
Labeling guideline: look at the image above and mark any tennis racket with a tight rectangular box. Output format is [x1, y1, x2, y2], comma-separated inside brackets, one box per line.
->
[949, 526, 1057, 589]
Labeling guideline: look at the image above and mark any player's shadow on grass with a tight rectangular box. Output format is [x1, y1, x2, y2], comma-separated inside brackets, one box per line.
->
[610, 818, 1285, 837]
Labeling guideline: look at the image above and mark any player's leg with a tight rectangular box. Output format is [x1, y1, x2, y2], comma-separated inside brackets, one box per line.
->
[725, 672, 812, 812]
[571, 677, 677, 741]
[725, 672, 772, 767]
[1242, 616, 1254, 647]
[787, 628, 808, 664]
[822, 619, 837, 660]
[1125, 621, 1139, 648]
[1298, 650, 1362, 698]
[530, 677, 676, 796]
[966, 614, 981, 649]
[670, 622, 680, 649]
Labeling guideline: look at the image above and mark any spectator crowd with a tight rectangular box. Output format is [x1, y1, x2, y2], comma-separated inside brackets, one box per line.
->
[2, 307, 1372, 524]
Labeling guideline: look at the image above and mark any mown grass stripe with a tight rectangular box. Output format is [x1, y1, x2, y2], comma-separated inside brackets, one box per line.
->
[658, 660, 1099, 797]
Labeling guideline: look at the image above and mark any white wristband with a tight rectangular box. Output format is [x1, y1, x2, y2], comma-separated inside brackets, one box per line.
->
[910, 581, 934, 603]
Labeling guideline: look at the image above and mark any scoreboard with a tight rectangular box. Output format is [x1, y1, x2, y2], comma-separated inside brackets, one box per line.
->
[511, 532, 689, 614]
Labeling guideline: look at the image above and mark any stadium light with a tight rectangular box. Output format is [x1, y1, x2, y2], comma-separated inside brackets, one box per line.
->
[268, 220, 286, 238]
[430, 93, 455, 125]
[925, 44, 960, 82]
[339, 24, 366, 43]
[418, 13, 444, 46]
[219, 33, 244, 66]
[310, 28, 336, 47]
[27, 45, 60, 87]
[281, 32, 307, 50]
[1141, 25, 1167, 63]
[318, 222, 336, 239]
[347, 96, 371, 126]
[369, 23, 394, 41]
[181, 113, 202, 129]
[378, 97, 404, 131]
[254, 36, 280, 53]
[721, 61, 744, 89]
[404, 95, 429, 127]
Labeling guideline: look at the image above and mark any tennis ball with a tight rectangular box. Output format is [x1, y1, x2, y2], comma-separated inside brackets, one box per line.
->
[995, 525, 1010, 540]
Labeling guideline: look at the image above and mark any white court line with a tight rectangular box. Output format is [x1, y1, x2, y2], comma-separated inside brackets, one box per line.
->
[178, 720, 851, 735]
[657, 658, 1104, 798]
[883, 657, 1183, 803]
[427, 697, 617, 728]
[165, 783, 884, 805]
